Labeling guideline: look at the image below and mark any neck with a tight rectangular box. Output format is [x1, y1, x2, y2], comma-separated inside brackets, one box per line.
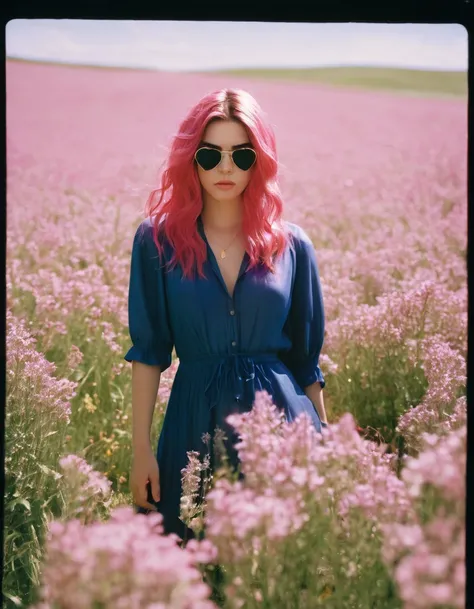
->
[200, 194, 243, 233]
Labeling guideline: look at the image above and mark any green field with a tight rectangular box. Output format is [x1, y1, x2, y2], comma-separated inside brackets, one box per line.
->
[7, 57, 467, 98]
[209, 66, 467, 98]
[6, 56, 157, 73]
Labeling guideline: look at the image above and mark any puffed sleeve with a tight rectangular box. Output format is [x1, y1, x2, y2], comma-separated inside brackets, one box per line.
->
[123, 218, 174, 372]
[280, 226, 326, 389]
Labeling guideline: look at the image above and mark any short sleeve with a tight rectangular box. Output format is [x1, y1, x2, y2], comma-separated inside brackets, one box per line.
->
[123, 219, 174, 372]
[279, 226, 326, 389]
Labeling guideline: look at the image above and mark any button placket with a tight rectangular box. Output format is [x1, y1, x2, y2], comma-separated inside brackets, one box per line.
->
[230, 292, 237, 349]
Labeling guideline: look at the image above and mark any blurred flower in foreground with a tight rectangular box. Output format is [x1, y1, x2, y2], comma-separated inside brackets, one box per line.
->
[31, 506, 218, 609]
[382, 425, 466, 609]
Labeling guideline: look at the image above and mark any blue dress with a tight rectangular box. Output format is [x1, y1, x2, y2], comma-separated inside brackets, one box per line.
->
[124, 214, 326, 540]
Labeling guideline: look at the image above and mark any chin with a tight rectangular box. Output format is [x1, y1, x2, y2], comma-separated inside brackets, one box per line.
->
[211, 188, 244, 202]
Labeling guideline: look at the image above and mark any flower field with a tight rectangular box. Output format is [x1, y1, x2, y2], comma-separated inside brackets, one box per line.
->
[5, 59, 467, 608]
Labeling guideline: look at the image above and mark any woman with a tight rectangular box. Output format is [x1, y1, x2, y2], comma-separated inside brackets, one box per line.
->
[125, 88, 328, 541]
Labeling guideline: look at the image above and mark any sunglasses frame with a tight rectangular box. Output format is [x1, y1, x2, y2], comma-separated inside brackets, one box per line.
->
[194, 146, 257, 171]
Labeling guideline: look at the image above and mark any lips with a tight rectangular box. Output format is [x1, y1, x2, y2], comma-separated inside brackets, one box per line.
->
[215, 181, 235, 186]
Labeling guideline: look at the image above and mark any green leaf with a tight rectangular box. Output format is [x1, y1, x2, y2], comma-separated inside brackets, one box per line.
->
[4, 530, 22, 544]
[2, 592, 23, 606]
[77, 365, 96, 391]
[30, 524, 39, 545]
[7, 498, 31, 513]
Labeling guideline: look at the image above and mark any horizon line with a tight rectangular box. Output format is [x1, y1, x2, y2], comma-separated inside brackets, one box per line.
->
[6, 55, 467, 74]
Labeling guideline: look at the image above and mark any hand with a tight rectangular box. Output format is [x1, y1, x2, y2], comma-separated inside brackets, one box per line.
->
[131, 447, 161, 512]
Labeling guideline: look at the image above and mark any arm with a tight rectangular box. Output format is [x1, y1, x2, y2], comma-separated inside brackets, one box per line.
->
[124, 219, 174, 453]
[304, 380, 328, 425]
[132, 362, 162, 454]
[279, 225, 328, 424]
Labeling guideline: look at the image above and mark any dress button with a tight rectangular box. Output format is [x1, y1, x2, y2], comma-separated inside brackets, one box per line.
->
[230, 309, 235, 316]
[231, 341, 237, 347]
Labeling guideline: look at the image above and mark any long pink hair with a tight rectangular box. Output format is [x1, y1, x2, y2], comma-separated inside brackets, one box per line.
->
[144, 88, 291, 279]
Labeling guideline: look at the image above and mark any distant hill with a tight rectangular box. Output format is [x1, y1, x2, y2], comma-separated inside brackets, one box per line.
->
[6, 56, 157, 73]
[209, 66, 467, 98]
[6, 57, 467, 98]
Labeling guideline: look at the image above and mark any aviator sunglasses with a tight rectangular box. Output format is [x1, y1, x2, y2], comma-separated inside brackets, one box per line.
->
[194, 145, 257, 171]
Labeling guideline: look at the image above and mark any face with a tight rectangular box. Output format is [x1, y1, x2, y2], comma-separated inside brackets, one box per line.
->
[196, 119, 255, 204]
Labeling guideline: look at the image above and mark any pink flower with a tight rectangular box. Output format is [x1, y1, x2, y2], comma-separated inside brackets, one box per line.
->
[206, 390, 415, 568]
[31, 506, 217, 608]
[382, 424, 466, 609]
[7, 310, 77, 422]
[59, 454, 112, 497]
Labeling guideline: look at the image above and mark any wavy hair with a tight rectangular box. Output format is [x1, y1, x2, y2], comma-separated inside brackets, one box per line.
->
[144, 88, 291, 279]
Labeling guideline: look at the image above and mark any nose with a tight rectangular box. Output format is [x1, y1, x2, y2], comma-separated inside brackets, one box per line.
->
[219, 151, 233, 173]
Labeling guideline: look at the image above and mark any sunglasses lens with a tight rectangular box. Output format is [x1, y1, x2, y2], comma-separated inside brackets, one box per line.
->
[233, 148, 256, 171]
[195, 148, 221, 170]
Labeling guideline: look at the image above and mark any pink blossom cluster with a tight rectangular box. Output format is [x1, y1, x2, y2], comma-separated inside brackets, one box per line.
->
[6, 309, 77, 422]
[337, 463, 413, 529]
[66, 344, 84, 369]
[59, 454, 112, 500]
[204, 391, 413, 562]
[205, 479, 309, 563]
[402, 426, 466, 503]
[382, 424, 466, 608]
[180, 449, 210, 534]
[31, 507, 218, 609]
[326, 281, 466, 358]
[323, 279, 466, 449]
[397, 335, 466, 453]
[6, 147, 141, 360]
[7, 244, 129, 355]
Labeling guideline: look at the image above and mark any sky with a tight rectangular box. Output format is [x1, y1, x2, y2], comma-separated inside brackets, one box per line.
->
[5, 20, 468, 72]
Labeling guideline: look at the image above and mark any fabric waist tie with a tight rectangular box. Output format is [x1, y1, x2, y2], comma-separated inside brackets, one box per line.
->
[179, 352, 280, 412]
